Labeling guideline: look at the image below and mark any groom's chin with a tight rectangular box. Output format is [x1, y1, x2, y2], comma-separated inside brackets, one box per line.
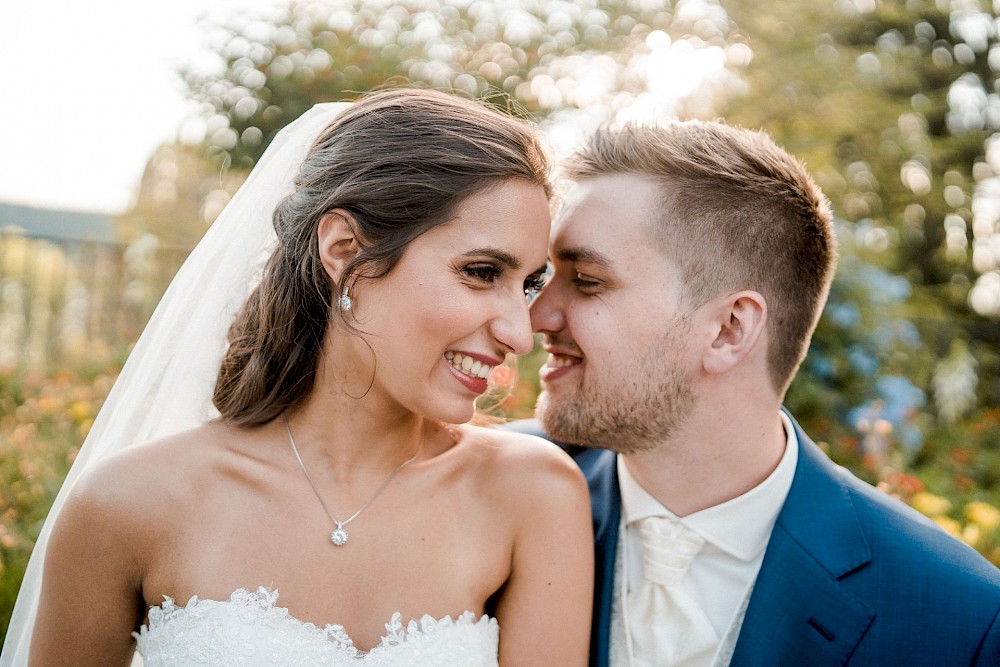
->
[535, 389, 595, 449]
[534, 390, 565, 440]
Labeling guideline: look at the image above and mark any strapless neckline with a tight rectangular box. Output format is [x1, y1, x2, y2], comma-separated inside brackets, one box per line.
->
[134, 586, 500, 665]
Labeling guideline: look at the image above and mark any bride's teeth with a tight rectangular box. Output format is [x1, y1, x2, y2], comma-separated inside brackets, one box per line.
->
[446, 352, 495, 380]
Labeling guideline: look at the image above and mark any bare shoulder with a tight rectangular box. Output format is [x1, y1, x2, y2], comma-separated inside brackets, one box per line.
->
[456, 424, 587, 506]
[458, 424, 580, 471]
[62, 422, 227, 527]
[35, 426, 236, 663]
[470, 425, 593, 665]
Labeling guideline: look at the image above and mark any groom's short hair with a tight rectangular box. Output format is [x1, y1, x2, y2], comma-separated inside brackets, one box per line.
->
[562, 120, 837, 395]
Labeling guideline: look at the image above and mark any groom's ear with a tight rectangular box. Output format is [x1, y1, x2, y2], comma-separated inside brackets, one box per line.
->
[317, 209, 361, 281]
[701, 291, 767, 375]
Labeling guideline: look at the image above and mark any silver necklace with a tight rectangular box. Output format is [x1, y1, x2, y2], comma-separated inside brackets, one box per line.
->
[284, 417, 419, 546]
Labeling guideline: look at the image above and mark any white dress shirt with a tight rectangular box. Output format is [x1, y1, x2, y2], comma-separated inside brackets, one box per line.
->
[611, 413, 799, 666]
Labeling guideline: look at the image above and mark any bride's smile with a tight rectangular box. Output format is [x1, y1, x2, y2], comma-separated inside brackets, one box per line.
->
[329, 178, 550, 426]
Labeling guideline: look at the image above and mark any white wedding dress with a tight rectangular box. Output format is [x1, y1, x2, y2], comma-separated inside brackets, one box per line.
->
[134, 587, 499, 666]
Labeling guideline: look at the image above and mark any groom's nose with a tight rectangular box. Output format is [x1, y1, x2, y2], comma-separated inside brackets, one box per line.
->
[529, 282, 565, 334]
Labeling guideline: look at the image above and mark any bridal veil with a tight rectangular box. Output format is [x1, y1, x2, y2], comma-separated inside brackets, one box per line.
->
[0, 102, 351, 666]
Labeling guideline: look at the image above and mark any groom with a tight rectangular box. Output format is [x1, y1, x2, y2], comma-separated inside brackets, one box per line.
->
[519, 120, 1000, 665]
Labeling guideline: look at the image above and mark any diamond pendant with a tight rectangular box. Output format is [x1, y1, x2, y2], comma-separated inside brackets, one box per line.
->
[331, 526, 348, 546]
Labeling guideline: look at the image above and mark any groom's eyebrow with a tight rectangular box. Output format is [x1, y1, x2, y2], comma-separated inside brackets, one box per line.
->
[555, 246, 613, 269]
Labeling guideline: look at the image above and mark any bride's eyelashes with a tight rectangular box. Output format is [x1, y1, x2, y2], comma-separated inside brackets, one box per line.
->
[461, 262, 504, 284]
[460, 262, 548, 300]
[523, 270, 547, 300]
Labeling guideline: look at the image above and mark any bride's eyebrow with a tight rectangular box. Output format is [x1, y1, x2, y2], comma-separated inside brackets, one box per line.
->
[459, 247, 521, 269]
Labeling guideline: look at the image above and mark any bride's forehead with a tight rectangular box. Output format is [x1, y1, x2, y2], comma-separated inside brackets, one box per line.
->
[410, 186, 550, 253]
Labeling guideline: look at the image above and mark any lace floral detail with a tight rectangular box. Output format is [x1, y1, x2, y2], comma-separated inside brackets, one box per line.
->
[133, 587, 499, 666]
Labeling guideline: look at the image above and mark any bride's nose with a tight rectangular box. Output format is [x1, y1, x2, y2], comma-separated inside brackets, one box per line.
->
[490, 296, 534, 356]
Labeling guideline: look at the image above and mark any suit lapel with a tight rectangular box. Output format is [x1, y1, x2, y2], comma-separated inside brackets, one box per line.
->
[730, 416, 875, 666]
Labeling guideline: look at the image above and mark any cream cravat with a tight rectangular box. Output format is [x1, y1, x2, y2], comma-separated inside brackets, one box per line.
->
[626, 516, 719, 667]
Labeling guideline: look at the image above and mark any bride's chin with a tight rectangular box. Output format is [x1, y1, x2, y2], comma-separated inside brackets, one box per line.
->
[446, 406, 478, 426]
[422, 400, 477, 427]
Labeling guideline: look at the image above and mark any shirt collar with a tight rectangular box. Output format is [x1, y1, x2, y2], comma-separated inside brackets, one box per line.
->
[618, 412, 798, 562]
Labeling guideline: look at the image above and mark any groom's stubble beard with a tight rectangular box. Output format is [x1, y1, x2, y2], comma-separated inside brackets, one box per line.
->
[535, 320, 697, 454]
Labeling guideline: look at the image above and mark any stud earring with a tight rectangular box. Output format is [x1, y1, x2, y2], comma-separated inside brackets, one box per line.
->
[339, 291, 353, 311]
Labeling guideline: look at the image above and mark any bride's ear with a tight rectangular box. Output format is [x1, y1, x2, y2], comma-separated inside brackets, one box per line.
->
[317, 209, 361, 281]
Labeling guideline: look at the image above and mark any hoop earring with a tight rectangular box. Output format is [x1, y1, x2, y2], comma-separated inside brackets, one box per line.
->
[343, 337, 377, 400]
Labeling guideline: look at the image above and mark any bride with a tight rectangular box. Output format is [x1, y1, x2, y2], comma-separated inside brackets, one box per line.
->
[2, 89, 593, 665]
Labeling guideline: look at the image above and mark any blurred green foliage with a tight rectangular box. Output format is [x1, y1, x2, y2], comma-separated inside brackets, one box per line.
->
[181, 0, 689, 169]
[725, 0, 1000, 399]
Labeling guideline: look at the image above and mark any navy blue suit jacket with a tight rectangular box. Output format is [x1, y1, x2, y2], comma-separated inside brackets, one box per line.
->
[511, 414, 1000, 666]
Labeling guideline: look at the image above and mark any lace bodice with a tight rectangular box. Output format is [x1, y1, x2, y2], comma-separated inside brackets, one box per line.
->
[133, 587, 499, 666]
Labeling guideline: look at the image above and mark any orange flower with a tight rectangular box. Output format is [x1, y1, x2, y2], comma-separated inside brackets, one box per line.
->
[955, 475, 975, 492]
[488, 365, 516, 391]
[950, 448, 974, 465]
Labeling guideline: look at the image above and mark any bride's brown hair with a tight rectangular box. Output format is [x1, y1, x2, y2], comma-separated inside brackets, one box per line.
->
[213, 88, 551, 427]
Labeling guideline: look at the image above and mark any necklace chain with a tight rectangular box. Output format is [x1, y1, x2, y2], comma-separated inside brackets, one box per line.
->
[284, 416, 419, 546]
